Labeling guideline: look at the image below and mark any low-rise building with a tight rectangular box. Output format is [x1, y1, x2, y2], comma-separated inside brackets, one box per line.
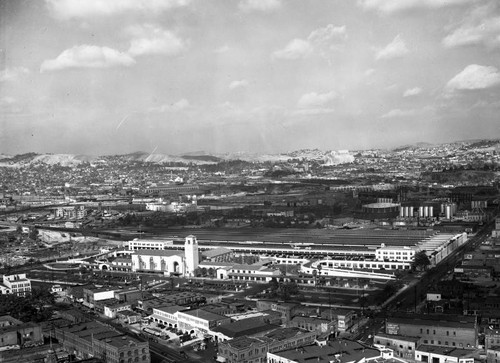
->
[0, 315, 43, 349]
[290, 316, 335, 335]
[102, 300, 132, 319]
[374, 332, 421, 359]
[256, 301, 298, 323]
[151, 305, 186, 328]
[486, 346, 500, 363]
[267, 339, 383, 363]
[127, 239, 173, 251]
[385, 314, 478, 349]
[228, 263, 281, 282]
[177, 309, 231, 337]
[486, 328, 500, 350]
[212, 317, 279, 342]
[82, 287, 116, 308]
[116, 310, 141, 325]
[217, 327, 317, 363]
[53, 321, 150, 363]
[0, 274, 31, 296]
[415, 345, 475, 363]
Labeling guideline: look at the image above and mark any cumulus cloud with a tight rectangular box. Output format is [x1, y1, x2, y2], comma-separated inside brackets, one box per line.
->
[273, 24, 346, 60]
[229, 79, 249, 90]
[239, 0, 281, 12]
[0, 67, 30, 82]
[375, 35, 409, 60]
[443, 5, 500, 48]
[291, 108, 335, 116]
[149, 99, 190, 113]
[380, 108, 417, 118]
[40, 45, 135, 72]
[46, 0, 191, 20]
[273, 39, 313, 60]
[308, 25, 347, 51]
[403, 87, 422, 97]
[446, 64, 500, 91]
[127, 24, 187, 57]
[298, 91, 336, 108]
[358, 0, 475, 14]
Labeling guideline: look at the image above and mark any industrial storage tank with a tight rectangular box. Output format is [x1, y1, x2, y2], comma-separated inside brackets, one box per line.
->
[362, 202, 401, 214]
[446, 205, 452, 219]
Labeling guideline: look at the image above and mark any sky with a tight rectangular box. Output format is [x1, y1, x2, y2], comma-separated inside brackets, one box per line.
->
[1, 0, 500, 155]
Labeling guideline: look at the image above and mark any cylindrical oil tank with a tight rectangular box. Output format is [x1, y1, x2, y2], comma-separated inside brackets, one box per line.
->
[400, 206, 404, 217]
[446, 205, 452, 219]
[424, 206, 429, 217]
[409, 206, 414, 217]
[429, 206, 434, 217]
[419, 206, 424, 217]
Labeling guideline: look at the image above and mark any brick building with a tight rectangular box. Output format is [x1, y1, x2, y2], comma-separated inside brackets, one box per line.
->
[385, 314, 478, 349]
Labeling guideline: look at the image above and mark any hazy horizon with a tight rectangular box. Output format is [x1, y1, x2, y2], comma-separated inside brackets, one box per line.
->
[1, 0, 500, 155]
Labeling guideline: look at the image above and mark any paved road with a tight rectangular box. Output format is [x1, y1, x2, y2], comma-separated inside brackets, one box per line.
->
[352, 220, 496, 343]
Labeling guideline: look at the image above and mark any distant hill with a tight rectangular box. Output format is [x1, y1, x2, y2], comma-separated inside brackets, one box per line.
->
[0, 138, 498, 168]
[0, 153, 97, 167]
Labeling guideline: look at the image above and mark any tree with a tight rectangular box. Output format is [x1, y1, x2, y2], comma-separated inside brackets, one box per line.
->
[268, 277, 279, 292]
[412, 251, 431, 271]
[207, 268, 215, 278]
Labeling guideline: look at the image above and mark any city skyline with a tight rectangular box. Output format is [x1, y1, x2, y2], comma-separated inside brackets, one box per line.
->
[1, 0, 500, 155]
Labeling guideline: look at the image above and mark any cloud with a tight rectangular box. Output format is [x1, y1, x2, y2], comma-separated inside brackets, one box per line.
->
[40, 45, 135, 72]
[380, 108, 417, 118]
[291, 108, 335, 116]
[298, 91, 336, 108]
[446, 64, 500, 91]
[443, 5, 500, 48]
[403, 87, 422, 97]
[358, 0, 475, 14]
[127, 24, 187, 57]
[229, 79, 249, 90]
[272, 39, 313, 60]
[46, 0, 191, 20]
[149, 99, 190, 113]
[273, 24, 346, 60]
[308, 25, 347, 51]
[0, 67, 30, 82]
[239, 0, 281, 12]
[375, 35, 409, 60]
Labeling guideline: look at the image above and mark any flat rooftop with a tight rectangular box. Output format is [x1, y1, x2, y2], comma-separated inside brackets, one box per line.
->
[272, 339, 380, 363]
